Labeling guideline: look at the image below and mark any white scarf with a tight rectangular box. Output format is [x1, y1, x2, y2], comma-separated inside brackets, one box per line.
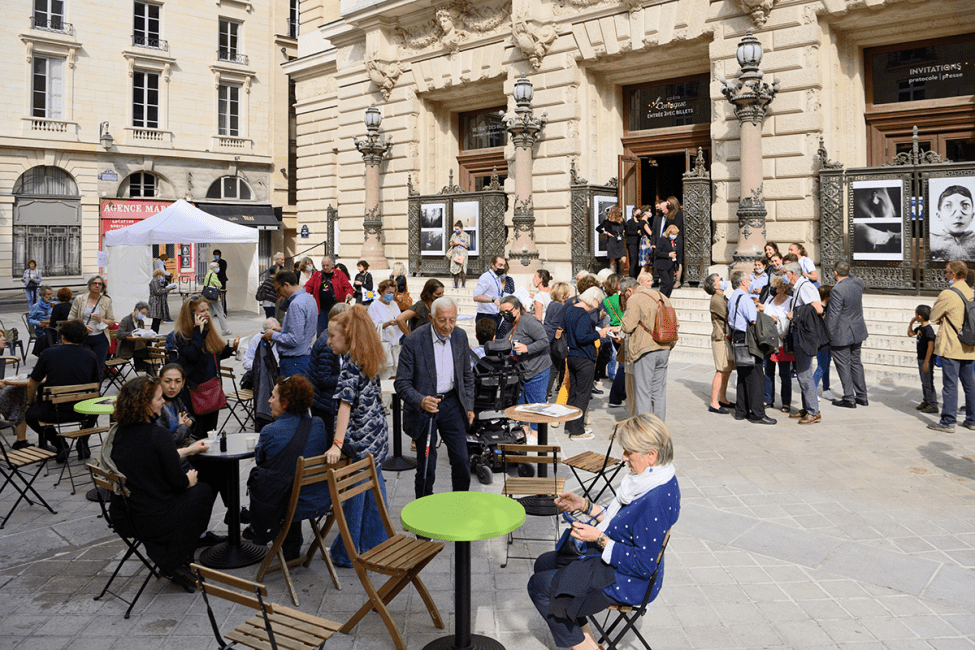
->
[597, 463, 676, 532]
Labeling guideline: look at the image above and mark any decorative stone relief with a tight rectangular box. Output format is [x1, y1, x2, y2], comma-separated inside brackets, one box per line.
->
[395, 0, 510, 55]
[365, 57, 404, 100]
[570, 158, 588, 185]
[733, 0, 777, 27]
[511, 18, 558, 70]
[803, 5, 817, 23]
[806, 88, 821, 113]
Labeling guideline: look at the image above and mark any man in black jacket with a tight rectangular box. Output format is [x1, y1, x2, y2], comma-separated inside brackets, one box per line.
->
[825, 261, 868, 408]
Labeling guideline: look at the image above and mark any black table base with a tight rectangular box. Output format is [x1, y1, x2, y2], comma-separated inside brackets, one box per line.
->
[383, 455, 417, 472]
[421, 635, 505, 650]
[517, 495, 559, 517]
[199, 540, 267, 569]
[384, 393, 417, 472]
[86, 486, 112, 503]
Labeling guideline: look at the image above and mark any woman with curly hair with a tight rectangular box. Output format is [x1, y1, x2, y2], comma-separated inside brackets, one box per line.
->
[172, 294, 239, 438]
[106, 375, 212, 591]
[324, 305, 390, 567]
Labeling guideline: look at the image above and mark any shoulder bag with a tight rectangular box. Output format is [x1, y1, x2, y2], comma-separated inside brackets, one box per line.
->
[189, 354, 227, 414]
[202, 273, 221, 301]
[730, 295, 755, 367]
[246, 416, 313, 544]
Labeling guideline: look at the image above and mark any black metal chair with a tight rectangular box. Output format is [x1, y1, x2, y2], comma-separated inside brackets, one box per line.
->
[40, 383, 110, 495]
[88, 464, 162, 619]
[0, 433, 58, 529]
[219, 366, 255, 432]
[564, 422, 625, 502]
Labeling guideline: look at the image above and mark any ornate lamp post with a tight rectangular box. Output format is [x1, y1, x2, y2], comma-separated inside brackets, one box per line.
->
[504, 73, 547, 269]
[353, 103, 392, 269]
[720, 30, 779, 270]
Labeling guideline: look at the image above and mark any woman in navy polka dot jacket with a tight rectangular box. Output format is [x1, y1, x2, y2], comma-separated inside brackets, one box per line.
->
[528, 413, 680, 650]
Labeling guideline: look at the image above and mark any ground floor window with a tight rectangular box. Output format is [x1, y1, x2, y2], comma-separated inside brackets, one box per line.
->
[13, 224, 81, 277]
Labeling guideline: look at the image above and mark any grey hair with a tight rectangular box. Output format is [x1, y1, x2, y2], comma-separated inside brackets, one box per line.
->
[209, 261, 220, 270]
[273, 251, 285, 261]
[731, 270, 748, 289]
[430, 296, 458, 318]
[834, 260, 851, 277]
[703, 273, 720, 296]
[770, 274, 789, 291]
[579, 286, 606, 309]
[262, 317, 280, 332]
[38, 284, 53, 296]
[329, 302, 349, 319]
[500, 295, 523, 312]
[783, 262, 802, 278]
[134, 301, 149, 312]
[619, 277, 638, 294]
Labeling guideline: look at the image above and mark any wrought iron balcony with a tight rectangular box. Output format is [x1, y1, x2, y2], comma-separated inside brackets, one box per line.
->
[31, 16, 73, 35]
[216, 49, 248, 65]
[132, 34, 169, 51]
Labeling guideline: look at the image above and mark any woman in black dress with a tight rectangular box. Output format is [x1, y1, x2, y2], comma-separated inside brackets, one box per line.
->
[596, 205, 627, 274]
[653, 224, 682, 297]
[624, 206, 645, 279]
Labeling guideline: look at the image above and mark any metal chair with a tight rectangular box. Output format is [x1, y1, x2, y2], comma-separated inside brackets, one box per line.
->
[219, 366, 255, 432]
[39, 383, 110, 494]
[498, 444, 565, 568]
[19, 314, 34, 362]
[0, 433, 57, 529]
[564, 422, 625, 502]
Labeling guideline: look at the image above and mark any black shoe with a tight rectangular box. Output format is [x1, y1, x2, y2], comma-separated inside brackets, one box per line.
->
[197, 531, 228, 547]
[241, 525, 257, 541]
[591, 387, 604, 395]
[733, 413, 747, 421]
[855, 398, 869, 406]
[169, 565, 197, 593]
[608, 402, 624, 408]
[916, 401, 929, 411]
[240, 507, 251, 524]
[77, 439, 91, 460]
[12, 440, 31, 450]
[708, 406, 729, 414]
[832, 400, 856, 409]
[55, 449, 68, 464]
[749, 416, 777, 425]
[719, 401, 734, 409]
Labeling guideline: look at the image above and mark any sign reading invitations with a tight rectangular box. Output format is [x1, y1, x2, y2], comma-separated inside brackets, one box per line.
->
[852, 179, 904, 261]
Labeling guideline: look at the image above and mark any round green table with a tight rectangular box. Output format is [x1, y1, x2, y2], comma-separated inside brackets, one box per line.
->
[401, 491, 525, 650]
[74, 396, 117, 416]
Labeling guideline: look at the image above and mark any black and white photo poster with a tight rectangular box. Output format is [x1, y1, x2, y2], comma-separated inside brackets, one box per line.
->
[929, 176, 975, 262]
[593, 196, 618, 257]
[852, 179, 904, 261]
[421, 203, 446, 256]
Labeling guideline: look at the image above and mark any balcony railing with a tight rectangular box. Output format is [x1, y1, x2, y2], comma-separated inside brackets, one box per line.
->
[31, 16, 73, 35]
[217, 49, 248, 65]
[124, 126, 173, 146]
[132, 34, 169, 51]
[20, 116, 79, 139]
[212, 135, 252, 151]
[29, 117, 68, 133]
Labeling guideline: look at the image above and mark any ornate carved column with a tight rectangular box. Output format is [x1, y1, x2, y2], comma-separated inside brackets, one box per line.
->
[504, 73, 547, 269]
[353, 103, 392, 269]
[720, 30, 779, 271]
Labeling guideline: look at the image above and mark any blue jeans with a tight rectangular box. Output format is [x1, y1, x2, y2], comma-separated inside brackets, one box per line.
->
[938, 357, 975, 428]
[330, 461, 388, 567]
[24, 287, 38, 306]
[813, 348, 831, 391]
[519, 368, 551, 431]
[764, 356, 792, 408]
[279, 354, 309, 378]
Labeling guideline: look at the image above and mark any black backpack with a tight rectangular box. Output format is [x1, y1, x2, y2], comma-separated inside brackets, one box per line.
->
[948, 288, 975, 347]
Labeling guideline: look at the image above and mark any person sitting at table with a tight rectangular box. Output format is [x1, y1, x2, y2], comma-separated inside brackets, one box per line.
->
[324, 305, 390, 567]
[242, 318, 280, 372]
[27, 285, 54, 356]
[50, 287, 73, 329]
[307, 303, 349, 436]
[26, 319, 101, 462]
[154, 363, 195, 446]
[106, 375, 213, 592]
[527, 413, 680, 650]
[115, 301, 152, 371]
[0, 331, 31, 450]
[249, 375, 329, 561]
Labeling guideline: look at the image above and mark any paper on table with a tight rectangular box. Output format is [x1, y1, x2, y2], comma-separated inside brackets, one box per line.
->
[514, 403, 575, 417]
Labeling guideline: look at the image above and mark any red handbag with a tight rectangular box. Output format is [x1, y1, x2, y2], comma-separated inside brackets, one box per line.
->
[189, 355, 227, 415]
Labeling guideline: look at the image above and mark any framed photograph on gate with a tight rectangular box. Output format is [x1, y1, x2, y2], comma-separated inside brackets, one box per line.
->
[454, 200, 479, 257]
[851, 179, 904, 261]
[421, 202, 447, 256]
[593, 195, 618, 258]
[927, 176, 975, 262]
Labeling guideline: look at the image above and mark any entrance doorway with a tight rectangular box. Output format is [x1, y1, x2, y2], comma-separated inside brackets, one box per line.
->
[640, 153, 687, 206]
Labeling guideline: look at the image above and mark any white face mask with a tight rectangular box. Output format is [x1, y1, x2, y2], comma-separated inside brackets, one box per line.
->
[305, 265, 313, 272]
[669, 234, 677, 240]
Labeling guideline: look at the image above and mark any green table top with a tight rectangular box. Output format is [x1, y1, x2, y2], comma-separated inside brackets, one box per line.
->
[74, 396, 116, 415]
[400, 492, 526, 542]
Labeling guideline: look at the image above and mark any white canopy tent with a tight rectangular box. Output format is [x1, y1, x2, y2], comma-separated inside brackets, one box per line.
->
[103, 199, 260, 317]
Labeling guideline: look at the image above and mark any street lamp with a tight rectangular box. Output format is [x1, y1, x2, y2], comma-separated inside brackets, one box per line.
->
[736, 29, 764, 82]
[99, 122, 114, 150]
[503, 73, 547, 269]
[353, 103, 392, 269]
[363, 103, 383, 132]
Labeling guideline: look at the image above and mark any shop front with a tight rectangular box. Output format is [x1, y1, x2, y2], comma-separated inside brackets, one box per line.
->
[195, 202, 281, 272]
[99, 198, 195, 279]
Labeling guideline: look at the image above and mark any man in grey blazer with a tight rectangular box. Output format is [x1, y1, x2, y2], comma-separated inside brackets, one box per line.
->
[825, 261, 869, 408]
[395, 296, 475, 499]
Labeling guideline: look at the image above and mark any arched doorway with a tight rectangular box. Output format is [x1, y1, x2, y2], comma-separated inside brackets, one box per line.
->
[13, 166, 82, 277]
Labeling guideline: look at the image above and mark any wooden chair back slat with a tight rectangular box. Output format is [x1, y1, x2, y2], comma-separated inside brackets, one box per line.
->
[193, 563, 268, 596]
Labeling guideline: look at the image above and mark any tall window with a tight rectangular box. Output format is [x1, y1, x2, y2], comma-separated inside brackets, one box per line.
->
[132, 70, 159, 129]
[129, 172, 156, 197]
[218, 19, 241, 62]
[33, 0, 65, 31]
[289, 0, 299, 38]
[218, 84, 240, 136]
[133, 2, 161, 48]
[32, 57, 64, 119]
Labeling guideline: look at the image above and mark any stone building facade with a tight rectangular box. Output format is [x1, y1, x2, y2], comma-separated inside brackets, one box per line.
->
[285, 0, 974, 280]
[0, 0, 299, 288]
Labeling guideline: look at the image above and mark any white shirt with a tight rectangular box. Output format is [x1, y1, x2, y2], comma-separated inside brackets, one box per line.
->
[474, 271, 506, 315]
[369, 299, 402, 345]
[431, 326, 455, 394]
[534, 291, 552, 320]
[243, 334, 280, 371]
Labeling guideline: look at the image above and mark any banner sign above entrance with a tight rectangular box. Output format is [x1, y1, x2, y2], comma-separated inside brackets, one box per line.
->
[871, 35, 974, 105]
[627, 77, 710, 131]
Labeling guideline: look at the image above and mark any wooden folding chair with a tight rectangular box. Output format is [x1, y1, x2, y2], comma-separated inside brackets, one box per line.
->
[564, 423, 624, 502]
[88, 464, 162, 619]
[219, 366, 255, 432]
[588, 529, 671, 650]
[192, 563, 343, 650]
[327, 455, 445, 650]
[143, 340, 168, 376]
[255, 454, 346, 606]
[41, 383, 110, 494]
[0, 433, 57, 528]
[17, 314, 33, 362]
[103, 330, 135, 393]
[498, 444, 565, 568]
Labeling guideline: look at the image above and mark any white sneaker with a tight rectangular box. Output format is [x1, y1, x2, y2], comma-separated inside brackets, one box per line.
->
[584, 413, 593, 426]
[569, 431, 594, 441]
[822, 389, 835, 401]
[551, 421, 561, 428]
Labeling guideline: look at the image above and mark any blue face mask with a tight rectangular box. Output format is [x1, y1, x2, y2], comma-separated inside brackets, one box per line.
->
[720, 280, 731, 292]
[213, 255, 220, 261]
[136, 313, 145, 321]
[383, 292, 395, 303]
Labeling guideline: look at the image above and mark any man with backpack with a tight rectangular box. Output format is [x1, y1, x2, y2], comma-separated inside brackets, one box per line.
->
[620, 270, 679, 420]
[928, 260, 975, 433]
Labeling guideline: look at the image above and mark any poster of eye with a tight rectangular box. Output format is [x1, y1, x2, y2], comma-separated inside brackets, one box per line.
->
[928, 176, 975, 262]
[593, 195, 618, 257]
[420, 203, 446, 256]
[851, 179, 904, 261]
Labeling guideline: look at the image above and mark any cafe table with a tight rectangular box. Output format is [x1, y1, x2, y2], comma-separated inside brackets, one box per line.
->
[504, 404, 581, 516]
[74, 396, 118, 503]
[193, 433, 267, 569]
[401, 491, 525, 650]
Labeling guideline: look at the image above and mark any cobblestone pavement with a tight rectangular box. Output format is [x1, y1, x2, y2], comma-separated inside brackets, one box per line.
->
[1, 303, 974, 649]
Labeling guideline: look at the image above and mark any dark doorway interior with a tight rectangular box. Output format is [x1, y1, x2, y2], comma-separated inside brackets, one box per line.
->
[640, 153, 686, 206]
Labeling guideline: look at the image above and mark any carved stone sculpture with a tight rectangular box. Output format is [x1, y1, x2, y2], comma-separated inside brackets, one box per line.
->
[511, 19, 558, 70]
[365, 58, 403, 100]
[734, 0, 777, 27]
[395, 0, 510, 55]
